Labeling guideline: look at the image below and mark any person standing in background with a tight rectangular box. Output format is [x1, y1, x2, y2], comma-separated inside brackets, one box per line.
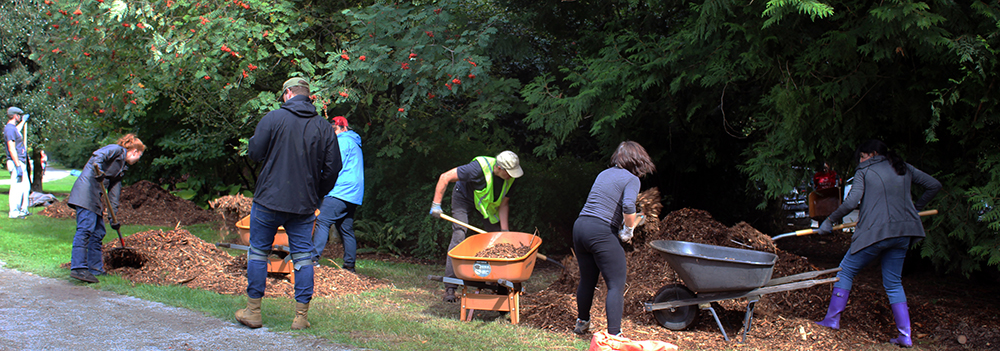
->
[313, 116, 365, 273]
[5, 107, 30, 218]
[235, 77, 341, 331]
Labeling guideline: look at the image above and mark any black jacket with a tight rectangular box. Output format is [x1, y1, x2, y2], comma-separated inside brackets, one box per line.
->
[249, 95, 341, 214]
[66, 144, 128, 216]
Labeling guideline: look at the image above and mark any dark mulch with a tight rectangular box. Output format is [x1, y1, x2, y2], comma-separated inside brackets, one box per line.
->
[40, 180, 221, 227]
[519, 203, 1000, 350]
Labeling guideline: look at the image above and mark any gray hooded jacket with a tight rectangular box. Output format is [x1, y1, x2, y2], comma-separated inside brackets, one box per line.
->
[826, 155, 942, 254]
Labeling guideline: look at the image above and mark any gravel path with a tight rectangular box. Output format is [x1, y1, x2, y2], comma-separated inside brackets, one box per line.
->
[0, 263, 359, 351]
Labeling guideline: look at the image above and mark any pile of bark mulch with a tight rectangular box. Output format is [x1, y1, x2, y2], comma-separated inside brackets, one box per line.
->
[95, 229, 387, 299]
[519, 207, 1000, 350]
[39, 180, 221, 227]
[208, 194, 253, 237]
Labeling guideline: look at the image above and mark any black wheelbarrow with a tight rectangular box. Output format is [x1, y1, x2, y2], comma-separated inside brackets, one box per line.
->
[643, 240, 840, 343]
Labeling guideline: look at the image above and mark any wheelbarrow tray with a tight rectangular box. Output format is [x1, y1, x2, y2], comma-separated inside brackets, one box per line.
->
[236, 210, 320, 247]
[236, 215, 290, 247]
[649, 240, 778, 293]
[448, 232, 541, 283]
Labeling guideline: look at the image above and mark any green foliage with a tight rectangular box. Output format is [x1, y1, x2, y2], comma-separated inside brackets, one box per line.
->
[763, 0, 835, 28]
[354, 220, 408, 256]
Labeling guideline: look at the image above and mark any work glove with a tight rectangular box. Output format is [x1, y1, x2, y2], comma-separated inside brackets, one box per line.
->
[110, 222, 121, 231]
[635, 212, 646, 227]
[93, 165, 105, 179]
[22, 114, 29, 123]
[618, 224, 634, 243]
[429, 202, 442, 218]
[817, 219, 833, 235]
[15, 166, 23, 183]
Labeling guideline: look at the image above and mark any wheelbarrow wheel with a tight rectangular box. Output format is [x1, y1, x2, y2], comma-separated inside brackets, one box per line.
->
[652, 284, 697, 331]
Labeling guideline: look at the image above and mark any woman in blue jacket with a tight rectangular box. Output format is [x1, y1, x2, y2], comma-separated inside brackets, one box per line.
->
[815, 139, 941, 348]
[66, 134, 145, 283]
[313, 116, 364, 272]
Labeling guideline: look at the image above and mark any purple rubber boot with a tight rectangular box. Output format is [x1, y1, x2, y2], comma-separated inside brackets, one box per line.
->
[889, 302, 913, 347]
[816, 287, 850, 329]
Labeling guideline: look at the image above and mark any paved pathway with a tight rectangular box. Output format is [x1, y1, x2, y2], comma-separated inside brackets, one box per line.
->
[0, 263, 358, 351]
[1, 169, 362, 350]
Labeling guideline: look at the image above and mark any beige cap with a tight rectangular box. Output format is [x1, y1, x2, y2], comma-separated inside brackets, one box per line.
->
[496, 150, 523, 178]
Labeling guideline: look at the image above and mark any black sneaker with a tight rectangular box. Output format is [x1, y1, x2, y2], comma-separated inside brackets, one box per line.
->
[70, 269, 99, 283]
[343, 265, 356, 273]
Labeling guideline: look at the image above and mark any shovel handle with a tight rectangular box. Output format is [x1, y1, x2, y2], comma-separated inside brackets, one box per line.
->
[772, 209, 938, 241]
[97, 179, 127, 248]
[438, 213, 488, 234]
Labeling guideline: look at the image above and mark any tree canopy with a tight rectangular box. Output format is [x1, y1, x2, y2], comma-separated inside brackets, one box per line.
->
[3, 0, 998, 276]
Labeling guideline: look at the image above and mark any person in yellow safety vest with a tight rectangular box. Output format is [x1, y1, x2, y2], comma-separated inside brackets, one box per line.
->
[429, 150, 523, 302]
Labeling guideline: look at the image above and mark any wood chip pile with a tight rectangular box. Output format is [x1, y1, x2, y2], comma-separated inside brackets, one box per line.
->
[99, 229, 388, 298]
[40, 180, 221, 226]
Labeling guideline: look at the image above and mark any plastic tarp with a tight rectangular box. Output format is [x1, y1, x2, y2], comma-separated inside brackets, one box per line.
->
[588, 331, 678, 351]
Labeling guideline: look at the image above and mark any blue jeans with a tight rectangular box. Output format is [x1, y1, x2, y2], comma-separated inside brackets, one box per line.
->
[247, 203, 316, 304]
[312, 196, 358, 267]
[834, 236, 911, 305]
[70, 208, 107, 275]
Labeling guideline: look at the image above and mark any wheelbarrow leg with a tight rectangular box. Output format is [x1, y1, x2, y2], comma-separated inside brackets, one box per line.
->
[741, 297, 760, 343]
[700, 303, 730, 342]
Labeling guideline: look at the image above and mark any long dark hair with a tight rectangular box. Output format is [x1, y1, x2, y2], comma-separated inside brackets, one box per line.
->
[855, 139, 906, 175]
[610, 141, 656, 177]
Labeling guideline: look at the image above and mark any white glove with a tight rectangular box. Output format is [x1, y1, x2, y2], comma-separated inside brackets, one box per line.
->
[618, 224, 634, 243]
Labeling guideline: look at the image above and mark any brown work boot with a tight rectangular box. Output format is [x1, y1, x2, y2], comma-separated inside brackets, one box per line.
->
[291, 302, 311, 330]
[235, 297, 263, 328]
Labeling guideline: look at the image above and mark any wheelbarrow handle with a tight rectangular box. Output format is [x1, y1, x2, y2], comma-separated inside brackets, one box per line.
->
[772, 209, 938, 241]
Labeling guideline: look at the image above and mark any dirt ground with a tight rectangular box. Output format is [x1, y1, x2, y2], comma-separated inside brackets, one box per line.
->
[39, 185, 999, 350]
[518, 198, 1000, 350]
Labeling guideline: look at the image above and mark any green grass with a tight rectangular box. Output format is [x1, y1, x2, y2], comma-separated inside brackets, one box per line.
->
[0, 171, 589, 350]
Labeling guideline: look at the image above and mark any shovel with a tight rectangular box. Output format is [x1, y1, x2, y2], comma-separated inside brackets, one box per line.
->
[438, 213, 565, 269]
[99, 179, 143, 268]
[772, 209, 938, 241]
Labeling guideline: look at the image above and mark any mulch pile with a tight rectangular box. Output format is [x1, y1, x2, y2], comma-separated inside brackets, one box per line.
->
[40, 180, 221, 227]
[50, 181, 386, 299]
[519, 188, 1000, 350]
[96, 229, 387, 298]
[208, 194, 253, 237]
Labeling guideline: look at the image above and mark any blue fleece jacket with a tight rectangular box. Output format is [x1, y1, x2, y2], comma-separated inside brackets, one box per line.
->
[327, 130, 364, 205]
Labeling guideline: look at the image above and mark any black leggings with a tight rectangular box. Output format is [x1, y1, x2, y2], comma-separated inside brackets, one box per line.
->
[573, 215, 627, 335]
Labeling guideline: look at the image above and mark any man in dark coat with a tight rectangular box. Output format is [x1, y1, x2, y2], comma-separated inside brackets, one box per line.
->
[235, 77, 341, 331]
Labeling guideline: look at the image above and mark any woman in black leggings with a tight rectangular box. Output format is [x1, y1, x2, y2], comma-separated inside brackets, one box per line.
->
[573, 141, 656, 336]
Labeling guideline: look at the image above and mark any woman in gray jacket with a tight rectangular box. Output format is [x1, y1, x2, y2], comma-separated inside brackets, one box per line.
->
[815, 139, 941, 348]
[67, 134, 145, 284]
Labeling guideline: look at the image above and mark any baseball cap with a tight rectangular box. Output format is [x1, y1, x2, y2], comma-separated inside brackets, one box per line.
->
[496, 150, 523, 178]
[281, 77, 310, 92]
[332, 116, 349, 128]
[7, 107, 24, 116]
